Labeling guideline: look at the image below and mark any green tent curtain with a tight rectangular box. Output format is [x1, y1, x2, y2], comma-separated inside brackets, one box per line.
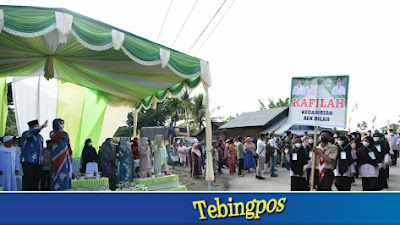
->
[0, 78, 7, 136]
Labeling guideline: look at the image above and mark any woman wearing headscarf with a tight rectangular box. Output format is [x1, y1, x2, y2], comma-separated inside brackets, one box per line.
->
[80, 139, 98, 173]
[166, 144, 174, 168]
[99, 138, 117, 190]
[372, 133, 390, 190]
[244, 137, 257, 172]
[153, 135, 169, 175]
[139, 137, 152, 178]
[334, 135, 356, 191]
[284, 139, 309, 191]
[356, 136, 380, 191]
[131, 138, 140, 160]
[191, 143, 202, 178]
[228, 140, 237, 172]
[118, 137, 134, 183]
[49, 119, 72, 191]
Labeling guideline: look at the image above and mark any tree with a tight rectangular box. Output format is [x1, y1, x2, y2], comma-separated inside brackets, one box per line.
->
[137, 100, 170, 130]
[179, 90, 193, 136]
[189, 93, 206, 133]
[268, 97, 290, 109]
[259, 97, 290, 109]
[224, 113, 238, 123]
[166, 98, 183, 126]
[259, 99, 267, 110]
[356, 121, 368, 131]
[114, 126, 131, 137]
[5, 108, 18, 136]
[126, 111, 134, 137]
[116, 99, 171, 137]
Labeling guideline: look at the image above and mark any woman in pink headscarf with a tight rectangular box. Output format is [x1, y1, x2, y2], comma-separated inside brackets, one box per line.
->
[191, 144, 202, 178]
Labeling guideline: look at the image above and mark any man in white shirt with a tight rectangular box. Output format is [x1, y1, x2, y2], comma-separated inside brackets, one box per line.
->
[268, 132, 280, 177]
[292, 79, 305, 96]
[304, 78, 316, 95]
[386, 129, 399, 166]
[256, 134, 267, 180]
[0, 136, 19, 191]
[331, 77, 346, 95]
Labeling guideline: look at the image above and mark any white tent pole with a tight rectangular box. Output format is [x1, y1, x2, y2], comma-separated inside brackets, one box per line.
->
[133, 107, 138, 138]
[204, 83, 214, 189]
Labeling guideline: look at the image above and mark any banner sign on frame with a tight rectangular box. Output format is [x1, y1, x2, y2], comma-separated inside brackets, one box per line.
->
[288, 75, 349, 127]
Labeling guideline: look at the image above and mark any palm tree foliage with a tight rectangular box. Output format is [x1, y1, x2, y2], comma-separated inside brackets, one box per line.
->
[259, 97, 290, 110]
[190, 93, 206, 132]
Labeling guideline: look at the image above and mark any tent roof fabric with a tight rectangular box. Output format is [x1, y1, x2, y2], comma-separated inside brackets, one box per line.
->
[0, 5, 210, 109]
[220, 107, 289, 129]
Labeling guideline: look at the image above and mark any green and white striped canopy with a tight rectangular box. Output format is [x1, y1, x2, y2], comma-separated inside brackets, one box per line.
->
[0, 5, 211, 109]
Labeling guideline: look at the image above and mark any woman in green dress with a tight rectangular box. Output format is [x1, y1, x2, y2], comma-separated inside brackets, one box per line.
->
[166, 144, 174, 168]
[153, 135, 169, 175]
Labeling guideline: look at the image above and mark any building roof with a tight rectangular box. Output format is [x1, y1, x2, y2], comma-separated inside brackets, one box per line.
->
[220, 107, 288, 129]
[194, 121, 226, 137]
[261, 116, 288, 134]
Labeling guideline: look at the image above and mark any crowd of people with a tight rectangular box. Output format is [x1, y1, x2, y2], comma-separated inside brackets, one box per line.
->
[0, 117, 399, 192]
[206, 128, 398, 191]
[0, 118, 176, 191]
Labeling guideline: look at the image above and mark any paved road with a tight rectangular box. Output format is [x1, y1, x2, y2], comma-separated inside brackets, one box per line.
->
[217, 164, 400, 191]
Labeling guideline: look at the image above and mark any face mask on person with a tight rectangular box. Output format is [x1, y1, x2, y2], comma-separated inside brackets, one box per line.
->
[320, 136, 329, 143]
[295, 143, 302, 148]
[88, 142, 92, 147]
[60, 124, 65, 129]
[309, 139, 314, 144]
[337, 140, 344, 146]
[373, 137, 380, 142]
[363, 141, 370, 147]
[390, 132, 394, 136]
[334, 134, 338, 138]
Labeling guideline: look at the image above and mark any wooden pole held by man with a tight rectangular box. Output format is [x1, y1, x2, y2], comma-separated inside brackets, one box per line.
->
[310, 126, 318, 191]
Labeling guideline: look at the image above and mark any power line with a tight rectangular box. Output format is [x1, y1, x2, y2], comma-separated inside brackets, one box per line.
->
[187, 0, 228, 53]
[194, 0, 235, 56]
[171, 0, 199, 48]
[156, 0, 174, 42]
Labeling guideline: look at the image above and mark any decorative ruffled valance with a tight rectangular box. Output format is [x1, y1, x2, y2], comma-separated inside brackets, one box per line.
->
[0, 5, 211, 109]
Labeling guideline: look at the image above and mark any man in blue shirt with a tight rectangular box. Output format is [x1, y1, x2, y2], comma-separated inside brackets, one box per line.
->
[21, 119, 48, 191]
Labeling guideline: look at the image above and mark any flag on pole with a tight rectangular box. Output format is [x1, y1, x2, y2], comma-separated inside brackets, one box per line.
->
[372, 115, 376, 131]
[348, 128, 351, 133]
[387, 120, 390, 131]
[351, 103, 358, 113]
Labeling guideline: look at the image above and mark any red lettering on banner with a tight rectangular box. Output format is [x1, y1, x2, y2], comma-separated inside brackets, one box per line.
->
[300, 99, 308, 107]
[336, 99, 344, 108]
[292, 98, 346, 108]
[293, 99, 300, 107]
[320, 99, 325, 108]
[309, 99, 316, 107]
[327, 99, 335, 108]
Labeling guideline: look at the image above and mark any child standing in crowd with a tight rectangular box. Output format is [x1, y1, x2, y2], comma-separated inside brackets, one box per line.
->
[228, 150, 235, 175]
